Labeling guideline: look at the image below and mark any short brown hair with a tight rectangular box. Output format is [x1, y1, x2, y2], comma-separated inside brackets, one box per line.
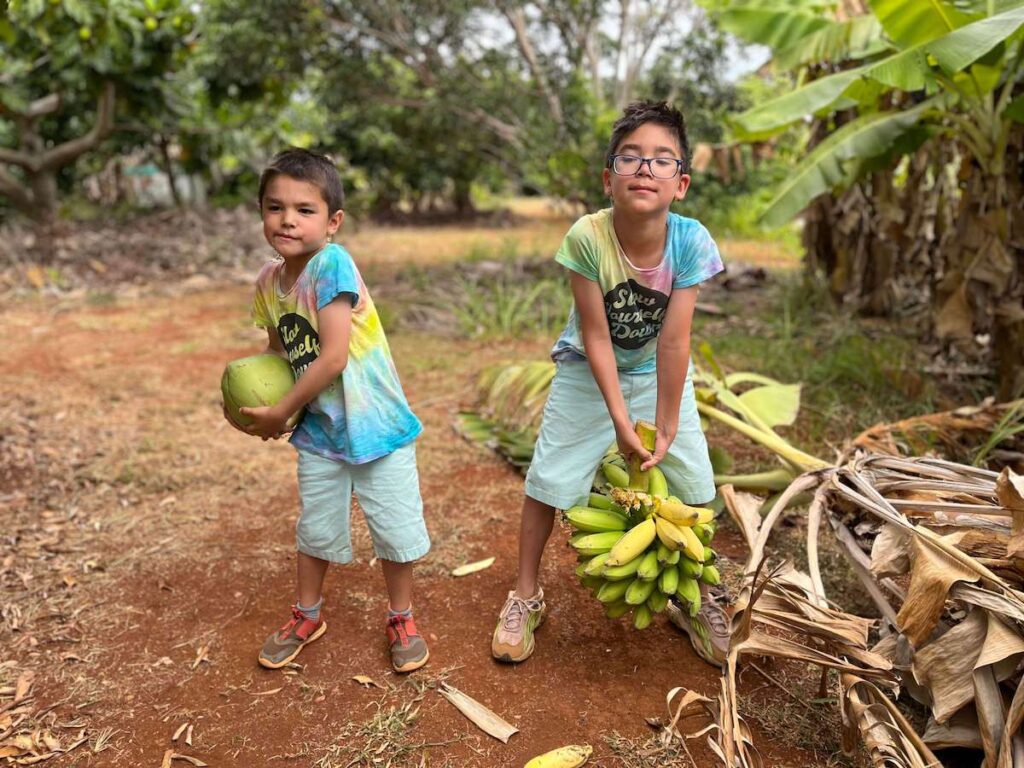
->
[606, 101, 690, 174]
[258, 148, 345, 212]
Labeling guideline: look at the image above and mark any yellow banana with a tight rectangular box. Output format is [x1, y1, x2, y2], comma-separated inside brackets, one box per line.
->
[647, 465, 669, 498]
[582, 552, 612, 577]
[654, 498, 710, 527]
[677, 524, 706, 562]
[654, 516, 687, 551]
[604, 518, 656, 567]
[525, 745, 592, 768]
[696, 507, 715, 525]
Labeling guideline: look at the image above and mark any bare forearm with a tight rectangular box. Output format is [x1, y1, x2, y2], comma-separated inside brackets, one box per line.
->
[655, 340, 689, 435]
[273, 353, 347, 419]
[582, 329, 629, 429]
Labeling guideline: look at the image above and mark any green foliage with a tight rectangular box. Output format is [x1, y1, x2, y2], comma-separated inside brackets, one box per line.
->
[453, 276, 572, 339]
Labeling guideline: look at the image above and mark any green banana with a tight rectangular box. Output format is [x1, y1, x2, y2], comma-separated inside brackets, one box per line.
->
[602, 462, 630, 488]
[570, 531, 624, 557]
[700, 564, 721, 586]
[578, 574, 603, 590]
[633, 603, 653, 629]
[703, 546, 718, 565]
[636, 550, 662, 581]
[678, 556, 703, 580]
[656, 541, 673, 565]
[647, 465, 669, 498]
[603, 554, 644, 581]
[583, 552, 612, 577]
[564, 506, 628, 533]
[605, 600, 631, 619]
[694, 523, 715, 546]
[596, 579, 631, 604]
[625, 577, 657, 606]
[659, 564, 680, 596]
[646, 590, 669, 613]
[676, 577, 702, 617]
[588, 492, 614, 510]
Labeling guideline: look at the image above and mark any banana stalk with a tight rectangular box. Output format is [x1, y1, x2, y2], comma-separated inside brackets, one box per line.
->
[696, 401, 829, 472]
[627, 420, 658, 491]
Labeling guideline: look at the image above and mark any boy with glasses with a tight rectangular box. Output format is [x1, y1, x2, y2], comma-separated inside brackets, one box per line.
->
[491, 101, 729, 666]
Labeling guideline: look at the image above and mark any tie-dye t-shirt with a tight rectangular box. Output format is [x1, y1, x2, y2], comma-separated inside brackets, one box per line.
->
[251, 244, 422, 465]
[551, 208, 724, 373]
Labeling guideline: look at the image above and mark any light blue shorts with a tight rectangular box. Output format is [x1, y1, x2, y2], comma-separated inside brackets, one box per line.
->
[295, 442, 431, 564]
[524, 361, 716, 510]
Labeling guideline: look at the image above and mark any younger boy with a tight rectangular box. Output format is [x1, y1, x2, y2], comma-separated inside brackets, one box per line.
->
[227, 148, 430, 673]
[491, 101, 729, 666]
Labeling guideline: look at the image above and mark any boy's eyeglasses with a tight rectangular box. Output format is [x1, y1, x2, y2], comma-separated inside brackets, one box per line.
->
[609, 154, 684, 179]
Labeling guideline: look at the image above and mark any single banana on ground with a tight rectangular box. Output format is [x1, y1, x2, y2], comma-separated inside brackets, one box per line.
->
[604, 517, 656, 567]
[524, 744, 593, 768]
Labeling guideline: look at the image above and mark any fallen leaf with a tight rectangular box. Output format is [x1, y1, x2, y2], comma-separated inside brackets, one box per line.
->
[451, 557, 495, 577]
[24, 266, 45, 289]
[190, 645, 209, 671]
[438, 682, 518, 743]
[351, 675, 383, 689]
[14, 671, 34, 702]
[251, 688, 282, 696]
[172, 723, 188, 742]
[185, 724, 193, 747]
[88, 258, 107, 274]
[153, 657, 174, 667]
[897, 537, 980, 647]
[997, 468, 1024, 559]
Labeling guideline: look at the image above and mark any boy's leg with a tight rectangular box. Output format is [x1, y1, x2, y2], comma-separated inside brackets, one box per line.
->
[352, 442, 431, 673]
[628, 373, 728, 666]
[258, 449, 352, 669]
[493, 362, 616, 663]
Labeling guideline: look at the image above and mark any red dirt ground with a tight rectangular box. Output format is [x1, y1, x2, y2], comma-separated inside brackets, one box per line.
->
[1, 284, 837, 767]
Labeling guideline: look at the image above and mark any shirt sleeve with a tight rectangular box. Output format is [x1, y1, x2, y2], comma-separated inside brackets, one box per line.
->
[673, 222, 725, 289]
[554, 215, 600, 281]
[313, 245, 360, 311]
[250, 262, 276, 328]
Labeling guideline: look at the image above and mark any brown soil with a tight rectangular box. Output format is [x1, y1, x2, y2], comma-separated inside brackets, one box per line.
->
[1, 284, 845, 767]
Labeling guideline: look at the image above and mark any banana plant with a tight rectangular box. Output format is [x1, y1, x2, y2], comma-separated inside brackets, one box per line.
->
[708, 0, 1024, 226]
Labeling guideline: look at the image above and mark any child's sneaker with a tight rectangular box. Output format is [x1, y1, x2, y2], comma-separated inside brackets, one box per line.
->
[491, 588, 546, 663]
[665, 590, 730, 667]
[258, 606, 327, 669]
[387, 613, 429, 673]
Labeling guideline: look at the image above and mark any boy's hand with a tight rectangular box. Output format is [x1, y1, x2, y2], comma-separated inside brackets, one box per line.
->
[238, 405, 294, 441]
[222, 402, 249, 433]
[615, 420, 653, 468]
[641, 424, 677, 471]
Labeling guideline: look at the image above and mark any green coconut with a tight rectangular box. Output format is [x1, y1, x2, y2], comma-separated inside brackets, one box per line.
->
[221, 354, 296, 427]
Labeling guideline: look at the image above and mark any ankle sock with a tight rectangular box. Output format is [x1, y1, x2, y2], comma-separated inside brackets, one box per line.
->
[388, 605, 413, 620]
[296, 597, 322, 621]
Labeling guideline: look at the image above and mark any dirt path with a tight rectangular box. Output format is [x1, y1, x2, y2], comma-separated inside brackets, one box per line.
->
[1, 285, 829, 767]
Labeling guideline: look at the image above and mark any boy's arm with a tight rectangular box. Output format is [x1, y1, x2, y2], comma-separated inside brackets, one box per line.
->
[240, 297, 353, 439]
[649, 285, 700, 469]
[571, 271, 653, 465]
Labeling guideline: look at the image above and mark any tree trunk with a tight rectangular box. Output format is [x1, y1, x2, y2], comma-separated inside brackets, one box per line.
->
[158, 136, 182, 208]
[27, 169, 58, 262]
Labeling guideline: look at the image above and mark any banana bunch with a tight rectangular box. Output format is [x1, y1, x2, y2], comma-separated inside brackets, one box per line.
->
[566, 421, 721, 627]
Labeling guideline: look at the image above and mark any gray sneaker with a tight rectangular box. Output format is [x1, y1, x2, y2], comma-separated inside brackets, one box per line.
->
[258, 607, 327, 669]
[666, 589, 730, 667]
[387, 613, 429, 673]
